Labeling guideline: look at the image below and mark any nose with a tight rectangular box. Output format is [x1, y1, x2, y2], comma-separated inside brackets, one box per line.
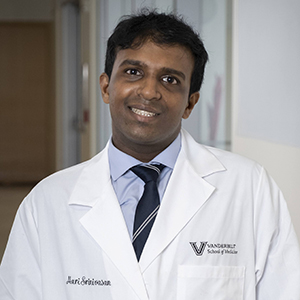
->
[137, 76, 161, 101]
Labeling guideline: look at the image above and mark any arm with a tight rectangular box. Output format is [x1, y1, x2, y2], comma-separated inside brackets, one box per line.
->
[0, 196, 42, 299]
[255, 169, 300, 299]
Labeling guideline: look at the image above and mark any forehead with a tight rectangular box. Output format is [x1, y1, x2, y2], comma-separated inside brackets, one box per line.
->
[113, 41, 194, 77]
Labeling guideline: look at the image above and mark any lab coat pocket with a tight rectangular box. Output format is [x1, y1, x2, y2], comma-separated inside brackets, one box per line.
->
[177, 265, 245, 300]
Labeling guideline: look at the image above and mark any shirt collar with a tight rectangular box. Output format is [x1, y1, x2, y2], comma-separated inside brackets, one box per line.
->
[108, 133, 181, 182]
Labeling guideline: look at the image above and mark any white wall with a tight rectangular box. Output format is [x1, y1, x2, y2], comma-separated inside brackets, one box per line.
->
[232, 0, 300, 240]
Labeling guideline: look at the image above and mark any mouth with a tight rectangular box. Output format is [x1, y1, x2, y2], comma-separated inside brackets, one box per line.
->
[130, 107, 159, 117]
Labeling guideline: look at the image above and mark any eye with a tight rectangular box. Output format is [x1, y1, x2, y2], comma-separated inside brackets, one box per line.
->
[125, 68, 142, 76]
[161, 75, 179, 85]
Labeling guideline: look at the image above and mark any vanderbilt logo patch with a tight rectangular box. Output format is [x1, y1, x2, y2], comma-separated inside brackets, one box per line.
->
[189, 241, 208, 256]
[190, 241, 238, 256]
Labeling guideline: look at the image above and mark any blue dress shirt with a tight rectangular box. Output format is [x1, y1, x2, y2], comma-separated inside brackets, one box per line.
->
[108, 134, 181, 239]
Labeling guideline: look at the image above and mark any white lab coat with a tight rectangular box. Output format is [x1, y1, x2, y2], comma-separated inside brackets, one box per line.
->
[0, 129, 300, 299]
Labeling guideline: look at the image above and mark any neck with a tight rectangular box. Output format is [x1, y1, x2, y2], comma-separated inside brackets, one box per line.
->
[111, 138, 173, 163]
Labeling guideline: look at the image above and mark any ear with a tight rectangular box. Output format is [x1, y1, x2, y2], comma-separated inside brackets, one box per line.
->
[182, 92, 200, 119]
[99, 73, 110, 104]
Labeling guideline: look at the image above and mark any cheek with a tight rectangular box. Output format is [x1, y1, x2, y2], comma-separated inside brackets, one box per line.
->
[122, 83, 136, 94]
[109, 79, 135, 95]
[168, 99, 189, 117]
[109, 85, 136, 108]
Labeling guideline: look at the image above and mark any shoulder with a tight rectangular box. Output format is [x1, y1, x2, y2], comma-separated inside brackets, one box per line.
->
[181, 129, 263, 179]
[22, 148, 109, 209]
[207, 145, 260, 171]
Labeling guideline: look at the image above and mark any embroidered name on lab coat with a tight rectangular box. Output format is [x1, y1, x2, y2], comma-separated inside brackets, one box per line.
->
[66, 276, 111, 287]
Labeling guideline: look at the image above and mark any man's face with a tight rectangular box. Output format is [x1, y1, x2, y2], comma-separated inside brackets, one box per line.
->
[100, 41, 199, 161]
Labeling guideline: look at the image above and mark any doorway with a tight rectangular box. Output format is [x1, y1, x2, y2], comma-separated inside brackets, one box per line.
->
[0, 22, 56, 184]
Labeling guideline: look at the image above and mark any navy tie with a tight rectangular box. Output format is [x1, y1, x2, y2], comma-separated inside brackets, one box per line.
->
[131, 164, 165, 261]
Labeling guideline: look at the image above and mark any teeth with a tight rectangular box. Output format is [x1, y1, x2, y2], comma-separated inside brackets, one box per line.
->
[131, 108, 156, 117]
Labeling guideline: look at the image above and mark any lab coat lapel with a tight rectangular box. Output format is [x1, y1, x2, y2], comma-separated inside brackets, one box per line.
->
[68, 147, 148, 300]
[139, 130, 226, 272]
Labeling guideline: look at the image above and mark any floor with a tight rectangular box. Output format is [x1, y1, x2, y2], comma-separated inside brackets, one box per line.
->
[0, 185, 34, 261]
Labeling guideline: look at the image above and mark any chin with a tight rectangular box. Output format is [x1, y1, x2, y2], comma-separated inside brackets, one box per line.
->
[129, 131, 175, 148]
[129, 133, 158, 145]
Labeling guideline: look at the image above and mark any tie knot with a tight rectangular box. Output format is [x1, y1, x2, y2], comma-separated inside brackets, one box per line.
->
[131, 164, 165, 183]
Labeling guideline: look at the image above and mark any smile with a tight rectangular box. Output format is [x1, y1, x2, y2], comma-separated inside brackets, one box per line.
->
[131, 107, 157, 117]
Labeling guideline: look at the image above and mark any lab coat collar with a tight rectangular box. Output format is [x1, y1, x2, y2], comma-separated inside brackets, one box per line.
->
[180, 128, 226, 177]
[68, 129, 225, 207]
[138, 129, 226, 271]
[68, 145, 149, 300]
[68, 146, 111, 207]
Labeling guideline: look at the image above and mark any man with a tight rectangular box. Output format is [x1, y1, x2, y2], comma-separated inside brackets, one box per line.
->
[1, 10, 300, 300]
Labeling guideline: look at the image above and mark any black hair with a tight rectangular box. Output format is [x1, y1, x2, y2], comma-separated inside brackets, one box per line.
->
[104, 9, 209, 94]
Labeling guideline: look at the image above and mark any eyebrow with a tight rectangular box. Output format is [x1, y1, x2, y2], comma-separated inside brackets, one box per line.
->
[119, 59, 146, 68]
[119, 59, 186, 80]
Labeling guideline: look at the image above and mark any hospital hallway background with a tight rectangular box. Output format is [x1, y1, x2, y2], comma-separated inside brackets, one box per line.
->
[0, 185, 33, 260]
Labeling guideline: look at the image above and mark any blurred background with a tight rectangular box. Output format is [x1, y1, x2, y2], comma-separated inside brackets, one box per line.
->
[0, 0, 300, 259]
